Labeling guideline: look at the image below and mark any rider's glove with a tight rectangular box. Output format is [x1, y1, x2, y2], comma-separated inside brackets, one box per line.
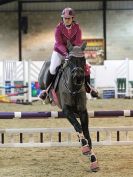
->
[90, 88, 99, 98]
[64, 52, 69, 60]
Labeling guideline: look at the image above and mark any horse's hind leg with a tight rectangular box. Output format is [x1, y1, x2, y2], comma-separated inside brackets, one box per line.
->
[63, 106, 91, 153]
[79, 110, 99, 172]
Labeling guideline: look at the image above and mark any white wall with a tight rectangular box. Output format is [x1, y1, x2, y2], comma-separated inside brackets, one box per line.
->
[91, 59, 133, 88]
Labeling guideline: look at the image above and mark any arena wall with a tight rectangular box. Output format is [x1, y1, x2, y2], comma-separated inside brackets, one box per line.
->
[0, 10, 133, 61]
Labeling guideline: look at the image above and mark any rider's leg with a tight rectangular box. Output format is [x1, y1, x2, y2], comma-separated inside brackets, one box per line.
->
[39, 70, 55, 100]
[84, 63, 98, 97]
[39, 51, 64, 100]
[50, 51, 65, 75]
[46, 70, 55, 87]
[84, 63, 91, 93]
[85, 75, 99, 98]
[85, 75, 91, 93]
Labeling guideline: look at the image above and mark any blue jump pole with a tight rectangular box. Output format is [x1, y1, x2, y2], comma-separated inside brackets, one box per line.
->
[0, 110, 133, 119]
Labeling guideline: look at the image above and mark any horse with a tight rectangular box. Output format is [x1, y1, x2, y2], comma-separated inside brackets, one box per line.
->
[38, 42, 99, 172]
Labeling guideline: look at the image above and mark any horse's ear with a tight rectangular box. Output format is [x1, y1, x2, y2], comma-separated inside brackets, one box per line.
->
[81, 41, 87, 51]
[67, 40, 73, 52]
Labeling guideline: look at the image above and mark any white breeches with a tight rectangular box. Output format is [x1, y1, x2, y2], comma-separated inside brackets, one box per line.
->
[50, 51, 65, 75]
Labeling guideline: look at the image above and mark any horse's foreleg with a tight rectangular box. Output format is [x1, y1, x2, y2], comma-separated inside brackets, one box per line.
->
[79, 110, 99, 172]
[79, 110, 92, 149]
[63, 106, 82, 134]
[78, 110, 92, 156]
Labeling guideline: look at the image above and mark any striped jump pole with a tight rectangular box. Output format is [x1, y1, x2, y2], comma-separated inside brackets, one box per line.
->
[0, 111, 64, 119]
[0, 110, 133, 119]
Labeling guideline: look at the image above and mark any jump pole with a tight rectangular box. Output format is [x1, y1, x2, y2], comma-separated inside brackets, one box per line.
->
[0, 110, 133, 119]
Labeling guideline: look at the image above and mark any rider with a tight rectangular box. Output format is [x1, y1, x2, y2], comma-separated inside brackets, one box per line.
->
[39, 7, 98, 100]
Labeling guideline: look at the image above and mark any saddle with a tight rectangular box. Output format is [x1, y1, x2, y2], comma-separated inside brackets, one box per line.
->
[38, 60, 65, 105]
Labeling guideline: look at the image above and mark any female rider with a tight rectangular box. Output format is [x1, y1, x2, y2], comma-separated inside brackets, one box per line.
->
[39, 7, 98, 100]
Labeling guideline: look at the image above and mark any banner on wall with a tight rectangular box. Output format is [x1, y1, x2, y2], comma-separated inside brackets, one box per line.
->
[83, 38, 104, 65]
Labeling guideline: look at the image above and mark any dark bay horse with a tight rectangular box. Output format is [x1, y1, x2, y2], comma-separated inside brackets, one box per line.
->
[38, 42, 99, 172]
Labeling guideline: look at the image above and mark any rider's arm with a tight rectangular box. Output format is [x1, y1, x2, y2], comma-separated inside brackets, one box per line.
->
[54, 26, 68, 56]
[73, 24, 82, 46]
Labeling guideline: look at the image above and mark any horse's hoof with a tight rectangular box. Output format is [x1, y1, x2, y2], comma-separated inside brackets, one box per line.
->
[81, 145, 91, 155]
[90, 161, 99, 172]
[90, 154, 99, 172]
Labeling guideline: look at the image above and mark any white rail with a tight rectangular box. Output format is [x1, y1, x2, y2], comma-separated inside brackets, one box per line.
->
[0, 126, 133, 147]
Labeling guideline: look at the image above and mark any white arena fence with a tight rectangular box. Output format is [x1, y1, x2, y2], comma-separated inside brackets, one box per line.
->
[0, 60, 44, 103]
[0, 126, 133, 148]
[0, 59, 133, 102]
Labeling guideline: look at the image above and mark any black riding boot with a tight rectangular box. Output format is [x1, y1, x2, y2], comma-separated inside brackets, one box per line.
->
[39, 71, 55, 100]
[45, 70, 55, 88]
[85, 75, 98, 98]
[85, 75, 91, 93]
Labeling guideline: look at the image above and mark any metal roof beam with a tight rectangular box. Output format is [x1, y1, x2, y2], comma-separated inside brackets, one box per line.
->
[0, 0, 17, 5]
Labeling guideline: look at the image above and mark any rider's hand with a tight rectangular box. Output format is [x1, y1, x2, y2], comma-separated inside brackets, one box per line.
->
[64, 52, 69, 60]
[90, 88, 99, 98]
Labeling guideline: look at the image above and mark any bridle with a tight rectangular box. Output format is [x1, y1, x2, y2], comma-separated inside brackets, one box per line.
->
[63, 59, 85, 95]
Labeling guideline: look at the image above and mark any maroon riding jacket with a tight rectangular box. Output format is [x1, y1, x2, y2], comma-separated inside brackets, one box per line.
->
[54, 21, 82, 56]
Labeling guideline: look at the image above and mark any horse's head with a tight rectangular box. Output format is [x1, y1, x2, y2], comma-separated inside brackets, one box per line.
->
[64, 41, 87, 93]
